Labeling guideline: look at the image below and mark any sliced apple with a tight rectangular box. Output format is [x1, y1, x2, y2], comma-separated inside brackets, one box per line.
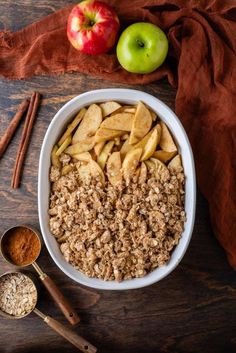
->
[58, 108, 86, 146]
[123, 107, 136, 114]
[79, 160, 101, 182]
[134, 130, 152, 150]
[100, 113, 134, 131]
[111, 105, 136, 116]
[78, 164, 91, 182]
[150, 110, 157, 122]
[100, 101, 121, 117]
[107, 151, 122, 186]
[61, 165, 74, 176]
[65, 137, 95, 155]
[135, 123, 161, 150]
[145, 160, 156, 172]
[72, 104, 102, 144]
[152, 150, 177, 163]
[150, 157, 168, 174]
[168, 154, 182, 169]
[141, 128, 159, 161]
[72, 152, 92, 162]
[97, 140, 115, 170]
[159, 122, 177, 152]
[120, 139, 133, 159]
[51, 145, 61, 169]
[139, 162, 147, 183]
[89, 160, 105, 185]
[122, 147, 142, 180]
[56, 135, 72, 156]
[95, 128, 125, 143]
[94, 141, 105, 156]
[129, 101, 152, 144]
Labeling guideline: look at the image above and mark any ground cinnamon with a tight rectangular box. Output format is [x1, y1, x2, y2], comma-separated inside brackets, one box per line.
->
[3, 226, 41, 266]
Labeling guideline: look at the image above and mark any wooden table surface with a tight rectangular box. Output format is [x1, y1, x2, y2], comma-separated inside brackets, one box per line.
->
[0, 2, 236, 353]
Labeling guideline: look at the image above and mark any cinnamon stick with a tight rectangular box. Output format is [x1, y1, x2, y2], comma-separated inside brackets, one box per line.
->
[0, 99, 29, 160]
[11, 92, 41, 189]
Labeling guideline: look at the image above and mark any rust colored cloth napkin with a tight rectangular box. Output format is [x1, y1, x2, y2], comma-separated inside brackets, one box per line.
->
[0, 1, 236, 268]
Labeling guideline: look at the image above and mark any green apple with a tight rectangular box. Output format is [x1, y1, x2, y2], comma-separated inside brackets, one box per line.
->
[116, 22, 168, 74]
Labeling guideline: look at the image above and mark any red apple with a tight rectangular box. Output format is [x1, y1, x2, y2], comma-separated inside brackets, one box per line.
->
[67, 0, 120, 55]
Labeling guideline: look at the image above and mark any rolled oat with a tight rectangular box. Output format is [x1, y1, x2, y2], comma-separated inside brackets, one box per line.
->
[0, 273, 37, 317]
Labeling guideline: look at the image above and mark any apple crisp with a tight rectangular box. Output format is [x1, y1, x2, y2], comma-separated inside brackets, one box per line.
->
[48, 100, 186, 281]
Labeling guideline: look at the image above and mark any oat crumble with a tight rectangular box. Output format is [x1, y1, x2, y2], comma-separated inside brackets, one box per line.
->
[49, 155, 185, 282]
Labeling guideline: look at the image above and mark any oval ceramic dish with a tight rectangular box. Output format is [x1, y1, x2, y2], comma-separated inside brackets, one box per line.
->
[38, 89, 196, 290]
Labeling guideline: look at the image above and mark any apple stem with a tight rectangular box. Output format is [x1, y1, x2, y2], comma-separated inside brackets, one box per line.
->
[136, 39, 144, 48]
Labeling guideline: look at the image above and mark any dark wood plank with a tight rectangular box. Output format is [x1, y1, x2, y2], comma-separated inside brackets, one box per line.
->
[0, 2, 236, 353]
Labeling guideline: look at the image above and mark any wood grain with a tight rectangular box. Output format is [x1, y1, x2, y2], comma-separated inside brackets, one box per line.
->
[0, 2, 236, 353]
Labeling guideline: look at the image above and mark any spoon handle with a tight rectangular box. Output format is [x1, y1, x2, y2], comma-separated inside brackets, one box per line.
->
[40, 273, 80, 325]
[34, 308, 97, 353]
